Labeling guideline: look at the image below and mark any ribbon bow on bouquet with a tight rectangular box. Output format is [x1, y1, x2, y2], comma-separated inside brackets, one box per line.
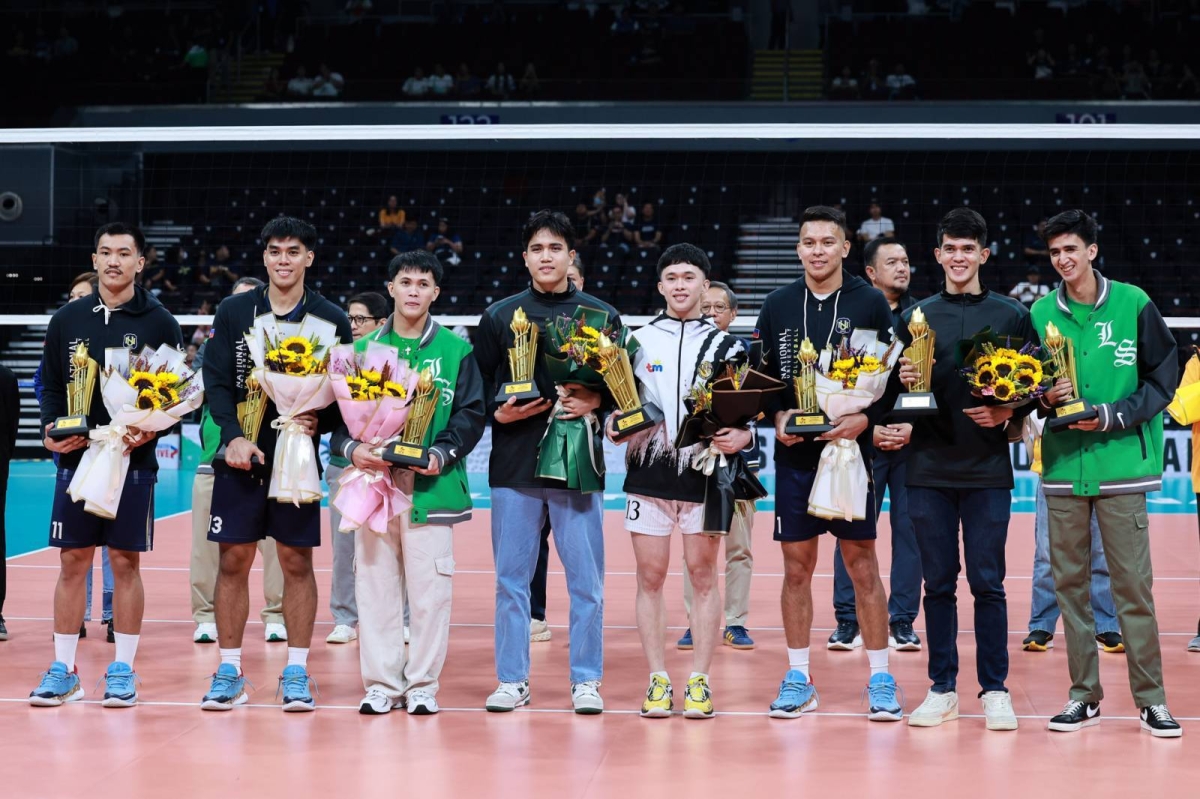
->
[68, 344, 205, 519]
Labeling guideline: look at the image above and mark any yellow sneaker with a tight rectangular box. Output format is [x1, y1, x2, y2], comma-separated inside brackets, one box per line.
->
[640, 675, 673, 718]
[683, 675, 714, 719]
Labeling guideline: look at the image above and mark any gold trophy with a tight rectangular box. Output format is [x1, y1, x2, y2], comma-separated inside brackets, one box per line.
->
[1044, 321, 1096, 431]
[50, 342, 97, 439]
[785, 337, 833, 434]
[893, 306, 939, 417]
[597, 333, 660, 441]
[385, 368, 440, 468]
[216, 374, 268, 469]
[495, 307, 542, 402]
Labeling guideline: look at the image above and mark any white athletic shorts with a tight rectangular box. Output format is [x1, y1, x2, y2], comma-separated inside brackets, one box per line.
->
[624, 494, 704, 536]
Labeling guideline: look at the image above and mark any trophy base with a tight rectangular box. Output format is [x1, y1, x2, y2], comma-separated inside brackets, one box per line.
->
[383, 442, 431, 469]
[892, 392, 939, 418]
[48, 416, 90, 440]
[1047, 399, 1098, 431]
[785, 412, 834, 436]
[213, 446, 268, 477]
[495, 381, 541, 404]
[612, 402, 662, 442]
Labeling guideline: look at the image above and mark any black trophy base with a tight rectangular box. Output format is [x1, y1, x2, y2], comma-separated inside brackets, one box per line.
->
[383, 442, 431, 469]
[495, 381, 541, 404]
[213, 445, 268, 478]
[48, 415, 90, 440]
[892, 392, 939, 417]
[785, 412, 834, 436]
[1047, 398, 1098, 431]
[612, 402, 662, 442]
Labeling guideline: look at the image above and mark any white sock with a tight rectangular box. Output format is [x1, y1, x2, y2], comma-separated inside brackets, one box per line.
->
[787, 647, 810, 676]
[113, 632, 139, 668]
[54, 633, 80, 671]
[287, 647, 309, 668]
[650, 670, 670, 683]
[867, 647, 890, 677]
[689, 671, 709, 683]
[219, 647, 242, 673]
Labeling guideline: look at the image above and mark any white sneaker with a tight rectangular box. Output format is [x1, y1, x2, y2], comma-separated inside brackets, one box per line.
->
[359, 687, 401, 715]
[264, 623, 287, 643]
[571, 680, 604, 715]
[326, 624, 358, 644]
[193, 622, 218, 644]
[403, 625, 411, 645]
[407, 690, 439, 715]
[485, 680, 531, 712]
[530, 618, 552, 642]
[981, 690, 1018, 731]
[907, 689, 959, 727]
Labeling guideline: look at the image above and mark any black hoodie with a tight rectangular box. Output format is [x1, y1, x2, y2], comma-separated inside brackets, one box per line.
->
[204, 285, 353, 464]
[473, 282, 621, 490]
[898, 286, 1037, 489]
[754, 269, 901, 472]
[39, 284, 184, 471]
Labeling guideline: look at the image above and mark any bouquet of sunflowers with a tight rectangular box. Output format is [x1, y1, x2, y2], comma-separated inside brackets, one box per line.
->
[245, 312, 341, 505]
[955, 328, 1049, 406]
[68, 344, 205, 519]
[534, 306, 616, 493]
[327, 341, 419, 535]
[808, 329, 902, 522]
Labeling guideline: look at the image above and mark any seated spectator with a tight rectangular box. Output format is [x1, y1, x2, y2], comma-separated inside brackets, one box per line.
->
[601, 207, 631, 252]
[1009, 268, 1049, 309]
[856, 199, 895, 243]
[573, 203, 595, 247]
[205, 245, 240, 290]
[614, 192, 636, 224]
[379, 195, 406, 228]
[429, 63, 454, 96]
[1122, 60, 1151, 99]
[389, 217, 425, 255]
[192, 300, 216, 346]
[142, 245, 166, 295]
[830, 66, 859, 100]
[634, 203, 664, 251]
[1145, 49, 1166, 82]
[592, 187, 607, 213]
[1029, 48, 1055, 81]
[403, 67, 431, 98]
[861, 59, 887, 100]
[312, 63, 345, 98]
[612, 6, 640, 34]
[519, 63, 540, 96]
[886, 63, 916, 100]
[163, 245, 198, 301]
[1061, 43, 1083, 76]
[486, 62, 516, 99]
[287, 65, 314, 97]
[185, 342, 199, 369]
[426, 218, 464, 266]
[455, 63, 482, 97]
[1023, 219, 1049, 266]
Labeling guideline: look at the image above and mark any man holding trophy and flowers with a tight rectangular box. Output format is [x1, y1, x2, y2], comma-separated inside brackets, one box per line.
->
[754, 206, 905, 723]
[330, 250, 485, 716]
[31, 223, 184, 708]
[199, 218, 352, 712]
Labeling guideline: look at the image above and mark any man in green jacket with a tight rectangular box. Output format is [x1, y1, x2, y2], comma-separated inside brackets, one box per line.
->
[332, 250, 486, 716]
[1032, 210, 1182, 738]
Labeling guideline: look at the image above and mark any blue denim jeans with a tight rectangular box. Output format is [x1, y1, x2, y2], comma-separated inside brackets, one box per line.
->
[85, 546, 114, 622]
[1030, 480, 1118, 635]
[833, 448, 922, 625]
[492, 487, 604, 684]
[908, 486, 1010, 694]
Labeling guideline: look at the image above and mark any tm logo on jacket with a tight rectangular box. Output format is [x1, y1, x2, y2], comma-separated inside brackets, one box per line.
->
[1095, 321, 1137, 367]
[645, 360, 663, 373]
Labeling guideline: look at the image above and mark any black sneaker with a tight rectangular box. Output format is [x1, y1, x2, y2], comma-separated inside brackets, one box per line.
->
[888, 621, 921, 651]
[1048, 699, 1101, 732]
[1096, 631, 1124, 653]
[827, 621, 862, 650]
[106, 620, 115, 644]
[1022, 630, 1054, 651]
[1140, 705, 1183, 738]
[0, 617, 7, 641]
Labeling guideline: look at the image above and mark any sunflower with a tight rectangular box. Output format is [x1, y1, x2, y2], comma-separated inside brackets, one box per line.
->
[1015, 353, 1041, 372]
[381, 381, 407, 398]
[833, 357, 856, 372]
[992, 377, 1017, 402]
[1014, 366, 1042, 388]
[128, 371, 158, 392]
[345, 375, 368, 395]
[975, 365, 998, 386]
[366, 384, 383, 400]
[360, 368, 383, 385]
[135, 389, 163, 410]
[154, 372, 180, 387]
[991, 355, 1018, 379]
[156, 385, 180, 406]
[284, 357, 312, 375]
[280, 336, 314, 358]
[579, 325, 601, 340]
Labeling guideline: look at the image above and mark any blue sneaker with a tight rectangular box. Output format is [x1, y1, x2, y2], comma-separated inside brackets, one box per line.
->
[768, 669, 819, 719]
[278, 665, 317, 712]
[201, 663, 249, 711]
[865, 673, 904, 722]
[723, 626, 755, 650]
[676, 628, 694, 650]
[100, 662, 140, 708]
[29, 661, 83, 707]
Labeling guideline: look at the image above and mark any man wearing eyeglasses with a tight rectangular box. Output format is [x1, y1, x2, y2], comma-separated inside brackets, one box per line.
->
[674, 281, 759, 651]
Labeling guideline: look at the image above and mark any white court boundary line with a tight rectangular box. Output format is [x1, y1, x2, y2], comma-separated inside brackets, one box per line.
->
[4, 123, 1200, 144]
[4, 510, 191, 562]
